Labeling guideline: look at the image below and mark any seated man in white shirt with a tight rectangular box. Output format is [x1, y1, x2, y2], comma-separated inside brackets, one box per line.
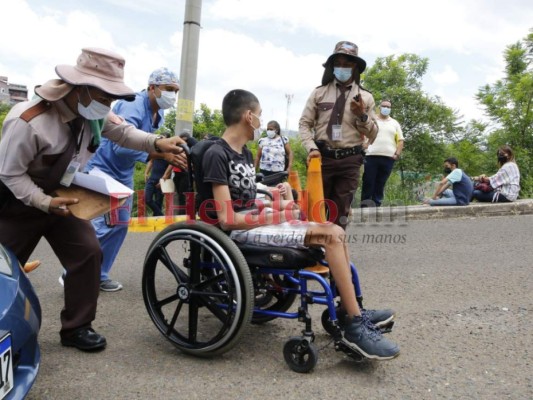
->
[424, 157, 473, 206]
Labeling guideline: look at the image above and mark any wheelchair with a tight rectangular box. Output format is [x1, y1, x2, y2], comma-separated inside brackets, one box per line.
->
[141, 138, 394, 373]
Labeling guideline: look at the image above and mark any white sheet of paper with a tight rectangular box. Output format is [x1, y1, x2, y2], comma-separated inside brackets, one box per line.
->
[72, 167, 134, 199]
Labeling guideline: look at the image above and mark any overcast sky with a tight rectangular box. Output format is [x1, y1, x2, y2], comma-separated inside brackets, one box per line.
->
[1, 0, 532, 131]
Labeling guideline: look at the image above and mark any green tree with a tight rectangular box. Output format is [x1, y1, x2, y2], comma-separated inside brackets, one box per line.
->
[0, 103, 12, 138]
[192, 103, 225, 138]
[158, 104, 225, 140]
[444, 120, 488, 177]
[476, 29, 533, 196]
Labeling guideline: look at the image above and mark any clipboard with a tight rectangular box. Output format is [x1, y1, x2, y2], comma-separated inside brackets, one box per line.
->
[52, 185, 128, 220]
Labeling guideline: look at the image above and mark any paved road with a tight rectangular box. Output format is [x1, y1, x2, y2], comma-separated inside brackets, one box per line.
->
[26, 215, 532, 399]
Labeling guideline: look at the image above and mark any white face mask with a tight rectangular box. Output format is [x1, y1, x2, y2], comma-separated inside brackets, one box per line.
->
[77, 88, 111, 120]
[266, 130, 277, 138]
[156, 89, 177, 109]
[251, 113, 263, 141]
[253, 128, 263, 141]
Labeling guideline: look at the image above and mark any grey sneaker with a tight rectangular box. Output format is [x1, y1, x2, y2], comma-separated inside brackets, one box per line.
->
[342, 315, 400, 360]
[336, 307, 395, 328]
[100, 279, 123, 292]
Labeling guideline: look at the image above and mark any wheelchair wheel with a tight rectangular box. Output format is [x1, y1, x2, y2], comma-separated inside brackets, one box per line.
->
[251, 272, 297, 324]
[142, 221, 254, 357]
[283, 337, 318, 373]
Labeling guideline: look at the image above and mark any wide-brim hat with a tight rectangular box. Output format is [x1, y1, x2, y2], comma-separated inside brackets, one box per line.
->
[34, 79, 74, 101]
[55, 47, 135, 101]
[321, 41, 366, 85]
[324, 41, 366, 71]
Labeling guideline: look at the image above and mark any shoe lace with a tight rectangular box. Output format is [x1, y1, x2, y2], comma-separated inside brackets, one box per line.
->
[361, 313, 382, 342]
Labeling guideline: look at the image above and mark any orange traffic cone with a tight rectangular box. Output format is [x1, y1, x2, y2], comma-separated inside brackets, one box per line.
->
[304, 158, 329, 275]
[288, 170, 302, 193]
[306, 157, 326, 222]
[288, 170, 304, 212]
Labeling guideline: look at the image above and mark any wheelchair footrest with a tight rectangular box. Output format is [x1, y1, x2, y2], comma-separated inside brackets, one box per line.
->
[334, 340, 365, 362]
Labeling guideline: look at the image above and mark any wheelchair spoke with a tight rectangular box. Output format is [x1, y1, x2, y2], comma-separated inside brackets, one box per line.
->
[165, 300, 184, 336]
[195, 294, 232, 324]
[153, 293, 180, 309]
[188, 299, 199, 342]
[155, 245, 188, 283]
[195, 272, 226, 291]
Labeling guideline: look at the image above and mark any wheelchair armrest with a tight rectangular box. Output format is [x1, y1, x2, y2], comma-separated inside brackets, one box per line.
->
[260, 171, 288, 186]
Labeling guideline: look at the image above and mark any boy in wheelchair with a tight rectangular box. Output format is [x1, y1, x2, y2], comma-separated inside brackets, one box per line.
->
[201, 89, 399, 360]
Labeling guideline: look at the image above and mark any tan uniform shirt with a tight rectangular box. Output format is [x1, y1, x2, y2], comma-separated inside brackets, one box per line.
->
[299, 81, 378, 153]
[0, 98, 160, 213]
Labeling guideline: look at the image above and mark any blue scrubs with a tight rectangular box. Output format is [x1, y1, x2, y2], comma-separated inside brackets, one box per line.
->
[86, 90, 164, 281]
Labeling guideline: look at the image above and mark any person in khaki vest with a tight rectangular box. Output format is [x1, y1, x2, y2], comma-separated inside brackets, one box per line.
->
[299, 41, 378, 229]
[0, 48, 186, 351]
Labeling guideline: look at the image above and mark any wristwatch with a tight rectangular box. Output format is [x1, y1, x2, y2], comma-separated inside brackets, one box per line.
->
[359, 113, 369, 123]
[154, 135, 165, 152]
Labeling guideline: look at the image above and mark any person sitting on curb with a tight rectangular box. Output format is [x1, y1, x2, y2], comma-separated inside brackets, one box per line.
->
[423, 157, 473, 206]
[203, 89, 399, 360]
[472, 145, 520, 203]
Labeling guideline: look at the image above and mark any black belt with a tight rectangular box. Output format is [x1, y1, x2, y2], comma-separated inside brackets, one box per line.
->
[320, 145, 363, 160]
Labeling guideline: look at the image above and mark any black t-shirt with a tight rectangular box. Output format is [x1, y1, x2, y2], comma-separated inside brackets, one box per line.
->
[203, 139, 257, 212]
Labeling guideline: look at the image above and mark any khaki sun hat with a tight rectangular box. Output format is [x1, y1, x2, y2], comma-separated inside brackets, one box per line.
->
[34, 79, 75, 102]
[37, 47, 136, 102]
[321, 41, 367, 86]
[324, 41, 366, 72]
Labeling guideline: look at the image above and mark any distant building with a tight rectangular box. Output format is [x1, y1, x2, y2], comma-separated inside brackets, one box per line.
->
[0, 76, 28, 105]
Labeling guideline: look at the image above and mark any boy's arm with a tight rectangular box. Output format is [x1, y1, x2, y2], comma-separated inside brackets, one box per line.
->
[212, 183, 293, 231]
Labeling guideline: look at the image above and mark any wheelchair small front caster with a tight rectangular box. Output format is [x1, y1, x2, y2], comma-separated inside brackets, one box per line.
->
[283, 337, 318, 373]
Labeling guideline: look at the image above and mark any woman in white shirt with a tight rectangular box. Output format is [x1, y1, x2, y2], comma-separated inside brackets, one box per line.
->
[254, 120, 292, 185]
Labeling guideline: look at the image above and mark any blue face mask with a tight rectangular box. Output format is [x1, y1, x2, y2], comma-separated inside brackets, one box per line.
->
[380, 107, 391, 116]
[333, 67, 352, 83]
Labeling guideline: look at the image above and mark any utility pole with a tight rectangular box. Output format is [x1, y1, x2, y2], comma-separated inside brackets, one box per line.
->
[175, 0, 202, 136]
[285, 93, 294, 131]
